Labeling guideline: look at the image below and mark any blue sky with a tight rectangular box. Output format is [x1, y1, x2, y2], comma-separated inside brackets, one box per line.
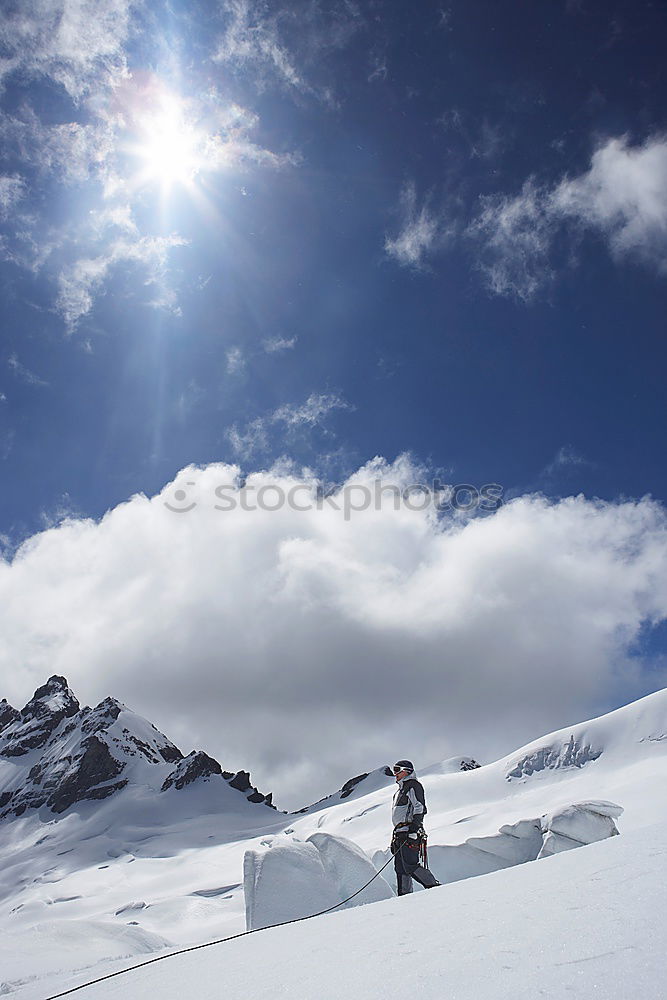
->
[1, 1, 666, 803]
[1, 0, 666, 537]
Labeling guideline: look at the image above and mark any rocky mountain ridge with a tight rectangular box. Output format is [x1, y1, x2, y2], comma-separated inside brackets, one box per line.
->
[0, 676, 276, 820]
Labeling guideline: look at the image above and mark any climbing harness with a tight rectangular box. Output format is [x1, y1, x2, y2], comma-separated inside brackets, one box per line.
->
[42, 850, 398, 1000]
[391, 824, 428, 867]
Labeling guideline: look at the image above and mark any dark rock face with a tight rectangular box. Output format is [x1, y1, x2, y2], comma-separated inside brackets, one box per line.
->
[50, 736, 127, 814]
[460, 759, 481, 772]
[161, 757, 276, 808]
[158, 742, 183, 764]
[161, 751, 222, 791]
[81, 697, 121, 734]
[228, 770, 252, 792]
[0, 699, 19, 735]
[228, 770, 275, 808]
[340, 773, 369, 799]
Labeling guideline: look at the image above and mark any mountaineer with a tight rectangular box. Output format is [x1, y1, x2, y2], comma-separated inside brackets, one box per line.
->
[390, 759, 441, 895]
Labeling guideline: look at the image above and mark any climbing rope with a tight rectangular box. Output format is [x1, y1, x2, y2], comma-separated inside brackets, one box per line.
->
[42, 851, 397, 1000]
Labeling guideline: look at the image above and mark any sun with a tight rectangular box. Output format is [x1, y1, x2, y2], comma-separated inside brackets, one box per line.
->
[123, 82, 207, 191]
[134, 96, 203, 188]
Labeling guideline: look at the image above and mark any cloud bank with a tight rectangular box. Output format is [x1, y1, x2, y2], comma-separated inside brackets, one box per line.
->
[1, 457, 666, 809]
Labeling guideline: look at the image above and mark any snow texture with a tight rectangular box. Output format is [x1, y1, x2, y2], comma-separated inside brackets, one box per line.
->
[537, 799, 622, 857]
[244, 832, 393, 930]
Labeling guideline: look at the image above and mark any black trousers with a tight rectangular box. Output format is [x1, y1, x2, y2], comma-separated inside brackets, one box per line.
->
[394, 839, 440, 895]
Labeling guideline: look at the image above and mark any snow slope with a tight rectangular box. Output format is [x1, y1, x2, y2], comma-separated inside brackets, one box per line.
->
[0, 685, 666, 997]
[10, 820, 667, 1000]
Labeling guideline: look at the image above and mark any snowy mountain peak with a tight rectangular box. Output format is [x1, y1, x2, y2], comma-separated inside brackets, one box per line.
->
[0, 678, 278, 822]
[23, 675, 79, 723]
[0, 674, 80, 758]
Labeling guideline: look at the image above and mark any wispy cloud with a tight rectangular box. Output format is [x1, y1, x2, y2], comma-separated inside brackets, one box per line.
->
[226, 391, 353, 461]
[226, 417, 270, 460]
[437, 109, 507, 161]
[214, 0, 307, 94]
[213, 0, 362, 106]
[7, 353, 48, 387]
[263, 335, 297, 353]
[175, 379, 206, 421]
[542, 445, 592, 481]
[0, 109, 116, 187]
[0, 427, 14, 460]
[467, 178, 555, 302]
[56, 232, 189, 332]
[0, 0, 133, 99]
[384, 181, 445, 269]
[437, 8, 453, 29]
[272, 391, 352, 427]
[226, 346, 246, 375]
[468, 134, 667, 300]
[0, 175, 25, 217]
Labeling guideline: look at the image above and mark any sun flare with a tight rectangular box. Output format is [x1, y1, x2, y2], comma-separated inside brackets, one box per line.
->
[125, 84, 207, 190]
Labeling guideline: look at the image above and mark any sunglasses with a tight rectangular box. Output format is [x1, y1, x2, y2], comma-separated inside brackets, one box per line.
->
[392, 766, 407, 773]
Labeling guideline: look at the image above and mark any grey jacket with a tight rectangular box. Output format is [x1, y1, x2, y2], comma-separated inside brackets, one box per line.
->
[391, 776, 427, 833]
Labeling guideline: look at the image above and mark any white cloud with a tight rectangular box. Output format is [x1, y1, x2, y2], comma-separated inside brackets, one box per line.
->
[272, 391, 351, 427]
[469, 134, 667, 300]
[226, 346, 246, 375]
[263, 335, 297, 353]
[0, 457, 666, 808]
[385, 181, 444, 269]
[0, 0, 133, 99]
[552, 134, 667, 271]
